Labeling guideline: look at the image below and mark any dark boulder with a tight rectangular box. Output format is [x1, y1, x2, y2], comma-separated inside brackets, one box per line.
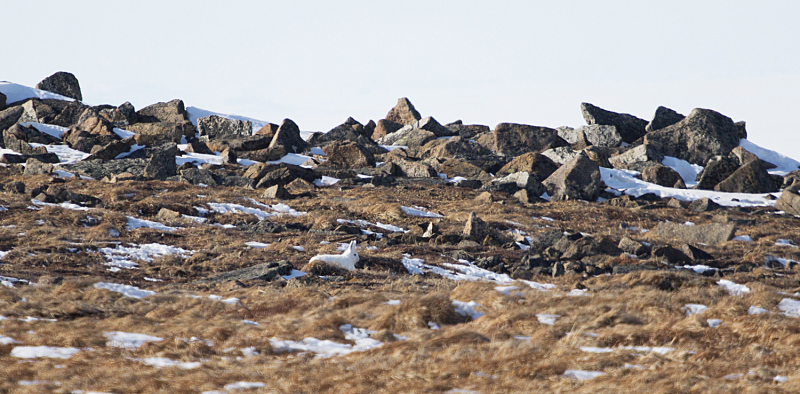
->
[641, 164, 684, 188]
[371, 119, 403, 141]
[269, 119, 308, 154]
[645, 106, 685, 132]
[197, 115, 252, 140]
[688, 198, 722, 212]
[729, 146, 777, 170]
[775, 184, 800, 215]
[496, 152, 558, 181]
[35, 71, 82, 101]
[542, 152, 604, 201]
[581, 102, 648, 143]
[643, 108, 746, 166]
[475, 123, 567, 157]
[320, 141, 376, 169]
[385, 97, 422, 126]
[651, 222, 735, 246]
[695, 156, 739, 190]
[577, 124, 623, 147]
[714, 160, 779, 193]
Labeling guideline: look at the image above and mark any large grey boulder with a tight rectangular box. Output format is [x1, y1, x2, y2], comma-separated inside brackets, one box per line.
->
[385, 97, 422, 126]
[608, 144, 664, 171]
[129, 99, 196, 145]
[577, 124, 623, 147]
[729, 146, 777, 170]
[556, 126, 581, 145]
[320, 141, 375, 169]
[476, 123, 567, 157]
[197, 115, 252, 140]
[542, 152, 604, 201]
[651, 222, 735, 246]
[641, 164, 684, 188]
[581, 103, 648, 143]
[35, 71, 82, 101]
[497, 152, 559, 181]
[645, 106, 685, 132]
[269, 118, 308, 154]
[776, 185, 800, 215]
[643, 108, 746, 166]
[3, 125, 55, 155]
[714, 161, 778, 193]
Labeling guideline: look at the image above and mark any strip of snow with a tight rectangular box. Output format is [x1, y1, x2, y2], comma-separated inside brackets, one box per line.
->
[0, 82, 76, 103]
[104, 332, 163, 349]
[28, 143, 90, 165]
[536, 314, 560, 325]
[739, 139, 800, 175]
[495, 286, 520, 295]
[32, 199, 92, 211]
[10, 346, 80, 359]
[0, 335, 17, 345]
[682, 304, 708, 316]
[93, 282, 155, 299]
[452, 300, 484, 319]
[208, 201, 306, 221]
[718, 280, 750, 296]
[401, 206, 444, 218]
[661, 156, 703, 187]
[600, 167, 776, 207]
[100, 243, 194, 270]
[775, 239, 797, 248]
[766, 256, 797, 267]
[778, 298, 800, 317]
[126, 217, 178, 232]
[733, 235, 753, 242]
[680, 265, 717, 274]
[563, 370, 605, 380]
[175, 151, 256, 167]
[141, 357, 202, 369]
[520, 280, 557, 291]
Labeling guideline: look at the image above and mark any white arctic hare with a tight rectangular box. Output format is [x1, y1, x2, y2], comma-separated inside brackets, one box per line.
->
[309, 240, 359, 271]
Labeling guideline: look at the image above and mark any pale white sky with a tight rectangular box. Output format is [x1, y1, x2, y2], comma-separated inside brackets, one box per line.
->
[5, 1, 799, 158]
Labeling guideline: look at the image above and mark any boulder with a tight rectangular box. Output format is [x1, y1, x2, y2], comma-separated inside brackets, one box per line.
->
[36, 186, 101, 207]
[560, 236, 621, 260]
[0, 92, 5, 110]
[130, 99, 196, 145]
[99, 101, 138, 127]
[688, 198, 722, 212]
[618, 237, 651, 256]
[371, 119, 403, 141]
[3, 125, 49, 155]
[641, 164, 683, 188]
[775, 185, 800, 215]
[714, 160, 779, 193]
[262, 184, 292, 199]
[651, 246, 691, 264]
[729, 146, 777, 170]
[577, 124, 623, 147]
[463, 212, 492, 242]
[542, 152, 604, 201]
[197, 115, 252, 139]
[385, 97, 422, 126]
[269, 118, 308, 153]
[136, 99, 189, 124]
[220, 148, 237, 165]
[446, 121, 489, 139]
[643, 108, 746, 165]
[389, 128, 436, 148]
[86, 138, 135, 161]
[556, 126, 581, 145]
[487, 171, 546, 196]
[429, 158, 490, 181]
[581, 102, 648, 143]
[23, 157, 54, 176]
[143, 144, 178, 180]
[476, 123, 567, 157]
[35, 71, 82, 101]
[384, 157, 438, 178]
[496, 152, 558, 181]
[253, 164, 317, 188]
[695, 156, 739, 190]
[645, 106, 685, 132]
[417, 136, 486, 161]
[680, 244, 714, 261]
[255, 123, 279, 138]
[651, 222, 735, 246]
[321, 141, 375, 169]
[541, 146, 581, 165]
[0, 106, 24, 134]
[608, 144, 664, 171]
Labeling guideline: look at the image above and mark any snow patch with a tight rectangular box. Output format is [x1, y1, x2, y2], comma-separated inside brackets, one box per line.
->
[126, 217, 178, 232]
[718, 280, 750, 296]
[10, 346, 79, 359]
[93, 282, 155, 299]
[100, 243, 194, 270]
[452, 300, 484, 319]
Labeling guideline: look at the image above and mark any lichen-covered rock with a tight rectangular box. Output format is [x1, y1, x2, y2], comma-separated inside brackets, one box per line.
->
[385, 97, 422, 126]
[542, 152, 604, 201]
[581, 102, 648, 143]
[476, 123, 567, 157]
[35, 71, 82, 101]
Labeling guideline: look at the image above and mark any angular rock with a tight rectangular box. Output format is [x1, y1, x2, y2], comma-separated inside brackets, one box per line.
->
[417, 136, 486, 161]
[99, 101, 138, 127]
[137, 99, 189, 124]
[695, 156, 739, 190]
[446, 121, 489, 139]
[775, 185, 800, 215]
[254, 164, 317, 188]
[643, 108, 746, 165]
[321, 141, 375, 169]
[556, 126, 581, 145]
[384, 157, 437, 178]
[497, 152, 558, 181]
[392, 128, 436, 148]
[3, 124, 60, 155]
[385, 97, 422, 126]
[729, 146, 777, 170]
[143, 146, 178, 180]
[541, 146, 581, 165]
[197, 115, 252, 139]
[0, 92, 5, 111]
[608, 144, 664, 171]
[127, 121, 194, 145]
[255, 123, 279, 138]
[463, 212, 491, 242]
[269, 118, 308, 153]
[641, 164, 683, 188]
[179, 168, 218, 186]
[577, 124, 623, 147]
[688, 198, 722, 212]
[87, 138, 135, 161]
[23, 158, 54, 176]
[62, 158, 148, 179]
[0, 106, 24, 136]
[651, 246, 691, 264]
[680, 244, 714, 261]
[371, 119, 403, 141]
[618, 237, 650, 256]
[262, 184, 292, 199]
[652, 222, 736, 245]
[35, 71, 82, 101]
[220, 148, 237, 165]
[714, 160, 779, 193]
[560, 236, 621, 260]
[542, 152, 604, 201]
[645, 106, 685, 132]
[581, 102, 648, 143]
[39, 186, 101, 207]
[476, 123, 567, 157]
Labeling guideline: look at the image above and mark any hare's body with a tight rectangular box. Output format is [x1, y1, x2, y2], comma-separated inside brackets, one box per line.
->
[309, 240, 359, 271]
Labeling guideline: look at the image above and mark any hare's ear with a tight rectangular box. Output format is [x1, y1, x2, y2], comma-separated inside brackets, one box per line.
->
[350, 240, 357, 248]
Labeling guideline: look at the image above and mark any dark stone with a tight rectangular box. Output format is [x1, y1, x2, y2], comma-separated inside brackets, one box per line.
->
[641, 164, 683, 188]
[581, 102, 648, 143]
[608, 144, 664, 171]
[577, 124, 623, 147]
[197, 115, 252, 139]
[371, 119, 403, 141]
[35, 71, 82, 101]
[23, 158, 54, 176]
[775, 184, 800, 215]
[463, 212, 493, 242]
[652, 222, 736, 246]
[143, 147, 178, 180]
[417, 136, 487, 161]
[696, 156, 739, 190]
[40, 186, 101, 207]
[644, 108, 746, 166]
[560, 236, 621, 260]
[254, 163, 317, 188]
[475, 123, 567, 157]
[136, 99, 189, 123]
[220, 148, 237, 165]
[688, 198, 722, 212]
[179, 168, 218, 186]
[729, 146, 776, 170]
[612, 264, 657, 275]
[385, 97, 422, 126]
[130, 99, 195, 145]
[651, 245, 691, 264]
[496, 152, 558, 181]
[542, 152, 604, 201]
[383, 157, 438, 178]
[0, 106, 24, 135]
[618, 237, 650, 256]
[0, 92, 5, 110]
[3, 124, 59, 155]
[4, 181, 25, 194]
[269, 118, 308, 153]
[262, 184, 292, 199]
[431, 158, 490, 181]
[714, 160, 778, 193]
[238, 219, 284, 234]
[645, 106, 685, 132]
[185, 138, 213, 154]
[680, 244, 714, 261]
[321, 141, 376, 169]
[86, 138, 135, 161]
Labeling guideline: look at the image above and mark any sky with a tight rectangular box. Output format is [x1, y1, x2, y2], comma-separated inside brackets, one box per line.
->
[4, 1, 800, 158]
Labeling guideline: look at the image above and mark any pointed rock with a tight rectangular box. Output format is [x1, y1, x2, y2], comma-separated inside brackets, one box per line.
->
[269, 118, 308, 153]
[542, 153, 604, 201]
[641, 164, 683, 188]
[497, 152, 558, 181]
[714, 160, 778, 193]
[262, 184, 292, 200]
[775, 184, 800, 215]
[581, 103, 648, 143]
[36, 71, 82, 101]
[696, 156, 739, 190]
[645, 106, 685, 132]
[385, 98, 422, 126]
[476, 123, 567, 157]
[463, 212, 491, 242]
